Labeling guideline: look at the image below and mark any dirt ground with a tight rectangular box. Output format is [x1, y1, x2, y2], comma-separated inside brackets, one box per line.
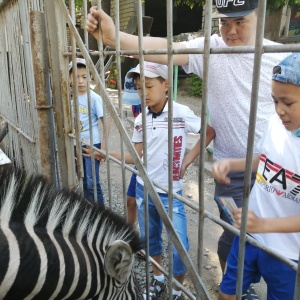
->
[99, 80, 265, 299]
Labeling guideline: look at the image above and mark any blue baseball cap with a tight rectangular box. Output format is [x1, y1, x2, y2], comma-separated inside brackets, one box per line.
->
[272, 53, 300, 86]
[212, 0, 258, 18]
[122, 69, 141, 105]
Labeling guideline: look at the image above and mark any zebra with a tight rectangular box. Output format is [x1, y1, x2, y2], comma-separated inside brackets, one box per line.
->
[0, 166, 143, 299]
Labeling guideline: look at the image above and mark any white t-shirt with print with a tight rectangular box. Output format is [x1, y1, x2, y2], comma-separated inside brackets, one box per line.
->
[132, 102, 201, 193]
[182, 35, 288, 161]
[250, 115, 300, 260]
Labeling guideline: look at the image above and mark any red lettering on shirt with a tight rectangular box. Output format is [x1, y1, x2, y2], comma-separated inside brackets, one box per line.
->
[173, 136, 182, 181]
[260, 154, 300, 196]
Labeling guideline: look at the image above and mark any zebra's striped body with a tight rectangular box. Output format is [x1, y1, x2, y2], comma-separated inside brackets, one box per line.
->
[0, 167, 143, 299]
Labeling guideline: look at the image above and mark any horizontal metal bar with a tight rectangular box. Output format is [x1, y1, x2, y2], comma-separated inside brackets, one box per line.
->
[68, 43, 300, 57]
[34, 105, 53, 109]
[0, 113, 35, 143]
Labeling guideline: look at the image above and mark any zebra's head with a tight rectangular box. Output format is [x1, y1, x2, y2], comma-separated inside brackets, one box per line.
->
[0, 167, 143, 299]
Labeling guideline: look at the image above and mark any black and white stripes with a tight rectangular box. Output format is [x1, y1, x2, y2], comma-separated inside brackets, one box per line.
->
[0, 167, 143, 299]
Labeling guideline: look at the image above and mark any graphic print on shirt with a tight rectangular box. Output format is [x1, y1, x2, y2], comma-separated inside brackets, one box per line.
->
[79, 105, 88, 131]
[173, 136, 183, 181]
[134, 120, 143, 133]
[256, 154, 300, 204]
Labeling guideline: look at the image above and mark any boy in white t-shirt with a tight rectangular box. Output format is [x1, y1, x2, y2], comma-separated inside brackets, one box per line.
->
[92, 61, 215, 300]
[212, 53, 300, 300]
[129, 62, 215, 300]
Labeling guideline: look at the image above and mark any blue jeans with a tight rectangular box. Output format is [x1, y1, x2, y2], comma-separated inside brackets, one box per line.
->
[82, 143, 104, 205]
[136, 182, 189, 276]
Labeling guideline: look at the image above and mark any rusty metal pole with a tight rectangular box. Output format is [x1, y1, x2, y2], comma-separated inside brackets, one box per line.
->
[44, 0, 77, 189]
[29, 10, 57, 181]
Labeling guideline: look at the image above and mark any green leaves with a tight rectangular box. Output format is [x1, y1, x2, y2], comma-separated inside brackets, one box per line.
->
[174, 0, 205, 9]
[65, 0, 84, 8]
[267, 0, 300, 12]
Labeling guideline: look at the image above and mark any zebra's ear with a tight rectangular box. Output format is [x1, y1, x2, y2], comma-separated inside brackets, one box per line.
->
[104, 240, 134, 284]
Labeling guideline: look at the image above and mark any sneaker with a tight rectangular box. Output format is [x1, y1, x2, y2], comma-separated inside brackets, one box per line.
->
[242, 285, 259, 300]
[143, 277, 166, 300]
[173, 294, 185, 300]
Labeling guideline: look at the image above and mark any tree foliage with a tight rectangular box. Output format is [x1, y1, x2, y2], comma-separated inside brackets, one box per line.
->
[65, 0, 84, 9]
[65, 0, 110, 19]
[65, 0, 85, 23]
[174, 0, 300, 11]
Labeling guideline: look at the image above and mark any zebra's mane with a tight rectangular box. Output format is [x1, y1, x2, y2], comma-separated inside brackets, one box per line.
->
[0, 167, 142, 253]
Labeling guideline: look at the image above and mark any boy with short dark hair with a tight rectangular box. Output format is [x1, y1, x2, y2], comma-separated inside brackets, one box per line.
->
[212, 53, 300, 300]
[128, 62, 215, 300]
[90, 61, 215, 299]
[69, 58, 107, 205]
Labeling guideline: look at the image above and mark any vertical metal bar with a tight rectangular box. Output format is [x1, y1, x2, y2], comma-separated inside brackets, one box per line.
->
[18, 0, 42, 173]
[44, 0, 77, 188]
[294, 251, 300, 299]
[173, 65, 178, 102]
[197, 0, 212, 285]
[113, 0, 127, 214]
[135, 0, 151, 297]
[236, 0, 267, 298]
[166, 1, 174, 298]
[75, 0, 98, 203]
[70, 0, 84, 193]
[96, 0, 113, 208]
[29, 10, 57, 181]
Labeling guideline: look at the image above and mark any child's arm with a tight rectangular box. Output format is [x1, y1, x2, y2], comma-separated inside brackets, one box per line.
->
[99, 116, 111, 151]
[180, 125, 215, 178]
[82, 142, 143, 165]
[233, 208, 300, 233]
[109, 143, 143, 164]
[212, 156, 260, 185]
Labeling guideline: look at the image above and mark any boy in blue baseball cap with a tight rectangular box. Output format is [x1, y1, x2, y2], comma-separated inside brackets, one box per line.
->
[122, 70, 141, 227]
[122, 70, 142, 118]
[212, 53, 300, 300]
